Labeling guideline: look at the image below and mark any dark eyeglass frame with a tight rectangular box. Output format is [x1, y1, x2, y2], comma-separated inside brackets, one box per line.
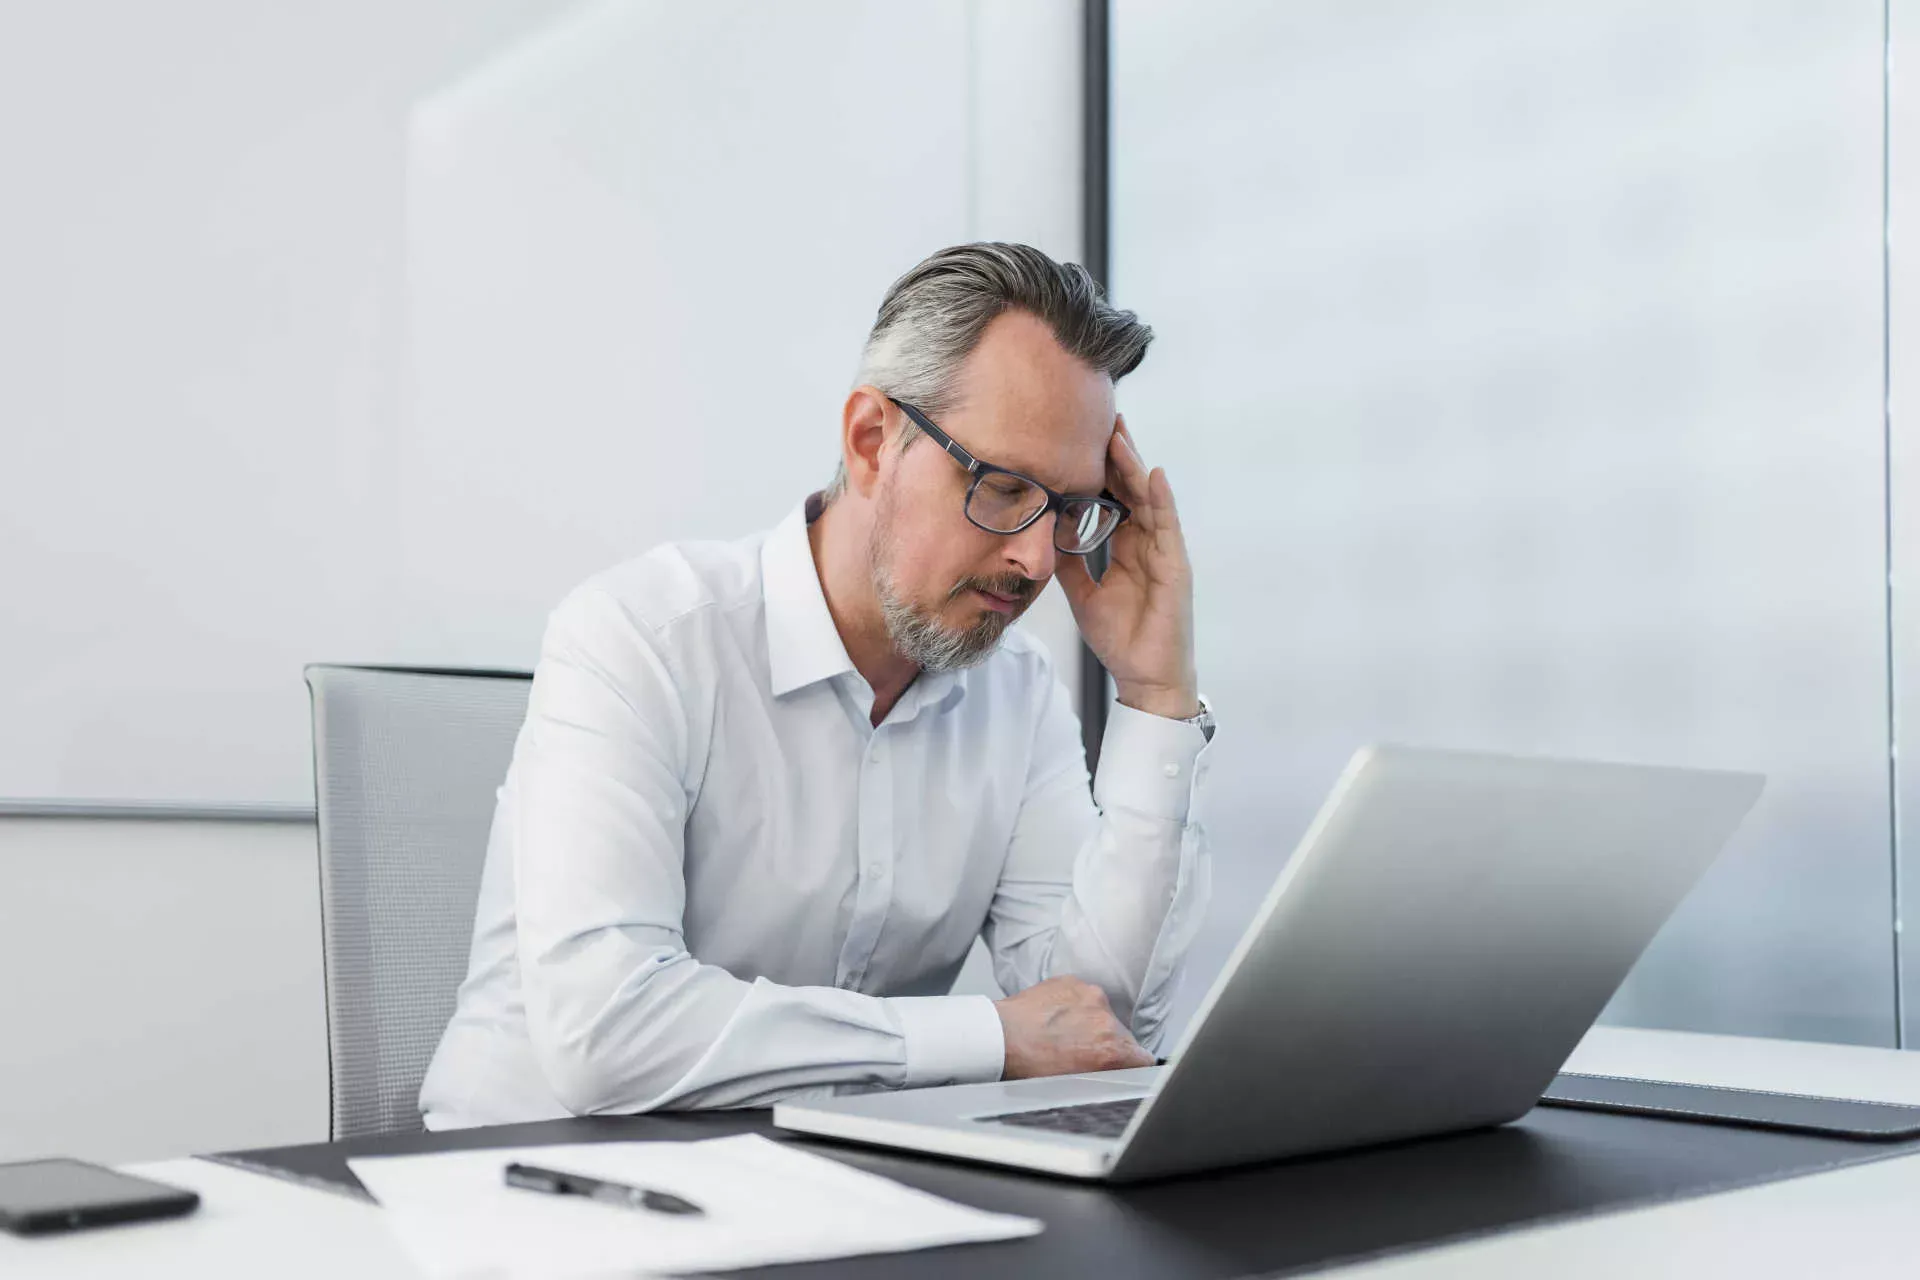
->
[888, 397, 1130, 556]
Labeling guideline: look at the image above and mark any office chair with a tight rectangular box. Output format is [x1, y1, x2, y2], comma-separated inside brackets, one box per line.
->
[305, 664, 531, 1140]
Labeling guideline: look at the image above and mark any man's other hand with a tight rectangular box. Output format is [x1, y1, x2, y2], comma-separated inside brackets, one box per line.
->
[993, 975, 1156, 1078]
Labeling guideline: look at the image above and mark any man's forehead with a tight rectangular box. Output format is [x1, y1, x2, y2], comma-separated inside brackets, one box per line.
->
[940, 309, 1118, 491]
[945, 395, 1112, 494]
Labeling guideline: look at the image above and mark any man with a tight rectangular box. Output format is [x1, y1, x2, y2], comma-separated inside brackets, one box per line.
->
[421, 242, 1214, 1128]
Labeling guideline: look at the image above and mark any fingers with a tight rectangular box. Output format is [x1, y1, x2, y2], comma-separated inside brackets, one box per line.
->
[1106, 419, 1152, 507]
[1149, 464, 1186, 551]
[1098, 1014, 1156, 1070]
[1108, 417, 1184, 551]
[1073, 979, 1153, 1070]
[1116, 415, 1186, 548]
[999, 976, 1159, 1075]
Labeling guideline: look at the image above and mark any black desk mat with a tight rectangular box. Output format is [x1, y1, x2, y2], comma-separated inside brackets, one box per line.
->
[204, 1101, 1920, 1279]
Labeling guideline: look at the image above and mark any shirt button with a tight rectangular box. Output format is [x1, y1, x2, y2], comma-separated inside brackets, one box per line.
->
[1163, 762, 1182, 779]
[865, 863, 883, 881]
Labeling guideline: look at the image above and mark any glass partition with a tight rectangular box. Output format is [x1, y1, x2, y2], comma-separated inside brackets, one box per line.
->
[1112, 0, 1896, 1046]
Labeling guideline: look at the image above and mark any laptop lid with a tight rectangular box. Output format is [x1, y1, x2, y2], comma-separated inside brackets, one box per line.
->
[1104, 745, 1764, 1181]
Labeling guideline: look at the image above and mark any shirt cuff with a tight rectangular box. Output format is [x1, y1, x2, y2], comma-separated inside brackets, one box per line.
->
[887, 995, 1006, 1088]
[1093, 698, 1211, 824]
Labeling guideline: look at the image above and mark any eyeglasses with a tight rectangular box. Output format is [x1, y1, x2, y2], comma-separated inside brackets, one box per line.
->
[889, 398, 1130, 556]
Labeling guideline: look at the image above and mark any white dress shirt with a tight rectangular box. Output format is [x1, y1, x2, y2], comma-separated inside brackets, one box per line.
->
[419, 497, 1214, 1129]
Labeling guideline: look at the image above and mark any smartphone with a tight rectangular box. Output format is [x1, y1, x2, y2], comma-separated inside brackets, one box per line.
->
[0, 1158, 200, 1236]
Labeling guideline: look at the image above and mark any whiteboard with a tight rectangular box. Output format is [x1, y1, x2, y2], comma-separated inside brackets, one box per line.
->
[0, 0, 1083, 804]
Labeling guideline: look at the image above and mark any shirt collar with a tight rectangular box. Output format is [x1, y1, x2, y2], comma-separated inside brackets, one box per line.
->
[761, 495, 857, 698]
[759, 493, 975, 716]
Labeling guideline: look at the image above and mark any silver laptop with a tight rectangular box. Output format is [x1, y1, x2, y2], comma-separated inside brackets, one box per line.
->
[774, 744, 1764, 1182]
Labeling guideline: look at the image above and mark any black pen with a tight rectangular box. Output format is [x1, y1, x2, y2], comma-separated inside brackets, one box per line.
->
[504, 1161, 705, 1217]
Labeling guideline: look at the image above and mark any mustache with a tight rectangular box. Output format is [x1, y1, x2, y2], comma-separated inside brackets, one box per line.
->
[949, 572, 1041, 604]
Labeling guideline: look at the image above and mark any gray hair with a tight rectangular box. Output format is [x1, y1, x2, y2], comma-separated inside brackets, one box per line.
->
[825, 242, 1154, 502]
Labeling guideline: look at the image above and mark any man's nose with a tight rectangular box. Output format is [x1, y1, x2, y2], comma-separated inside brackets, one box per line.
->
[1003, 514, 1057, 583]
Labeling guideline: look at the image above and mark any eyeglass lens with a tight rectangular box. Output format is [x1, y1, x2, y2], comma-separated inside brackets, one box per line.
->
[965, 476, 1117, 552]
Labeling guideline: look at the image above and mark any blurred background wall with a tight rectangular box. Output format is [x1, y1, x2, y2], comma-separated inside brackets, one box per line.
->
[0, 0, 1082, 1163]
[0, 0, 1083, 806]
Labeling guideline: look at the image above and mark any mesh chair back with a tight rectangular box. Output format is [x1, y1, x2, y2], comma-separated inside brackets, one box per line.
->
[305, 664, 531, 1140]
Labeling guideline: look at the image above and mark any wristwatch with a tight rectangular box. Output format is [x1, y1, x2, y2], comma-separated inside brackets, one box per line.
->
[1181, 695, 1216, 743]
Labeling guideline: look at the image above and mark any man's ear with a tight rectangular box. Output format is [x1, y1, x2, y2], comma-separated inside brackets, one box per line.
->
[841, 385, 893, 499]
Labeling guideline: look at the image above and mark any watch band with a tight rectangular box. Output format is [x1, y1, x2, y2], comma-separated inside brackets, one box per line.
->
[1182, 695, 1216, 742]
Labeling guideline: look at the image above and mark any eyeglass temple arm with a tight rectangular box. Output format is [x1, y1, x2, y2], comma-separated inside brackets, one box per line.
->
[890, 397, 979, 472]
[940, 436, 979, 471]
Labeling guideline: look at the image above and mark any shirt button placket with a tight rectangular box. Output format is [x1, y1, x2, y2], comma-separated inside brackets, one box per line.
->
[843, 731, 890, 990]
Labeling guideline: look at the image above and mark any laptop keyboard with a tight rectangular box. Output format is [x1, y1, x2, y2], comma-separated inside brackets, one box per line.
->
[977, 1096, 1144, 1139]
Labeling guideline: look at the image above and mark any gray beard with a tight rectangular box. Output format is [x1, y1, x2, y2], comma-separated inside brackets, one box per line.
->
[867, 494, 1014, 673]
[873, 562, 1011, 672]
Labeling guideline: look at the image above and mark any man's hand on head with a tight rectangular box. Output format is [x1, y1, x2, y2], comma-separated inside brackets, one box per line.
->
[1054, 417, 1200, 721]
[993, 975, 1156, 1079]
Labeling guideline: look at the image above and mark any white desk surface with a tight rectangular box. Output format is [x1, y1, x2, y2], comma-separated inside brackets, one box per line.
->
[5, 1026, 1919, 1279]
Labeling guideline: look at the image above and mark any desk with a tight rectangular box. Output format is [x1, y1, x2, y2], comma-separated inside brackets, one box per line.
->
[8, 1027, 1920, 1279]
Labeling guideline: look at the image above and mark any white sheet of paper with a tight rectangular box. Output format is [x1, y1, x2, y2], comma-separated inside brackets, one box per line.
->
[348, 1133, 1042, 1278]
